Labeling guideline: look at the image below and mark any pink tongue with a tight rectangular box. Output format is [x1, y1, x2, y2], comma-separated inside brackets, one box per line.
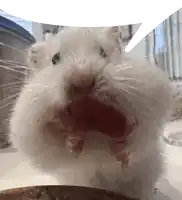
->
[66, 135, 84, 154]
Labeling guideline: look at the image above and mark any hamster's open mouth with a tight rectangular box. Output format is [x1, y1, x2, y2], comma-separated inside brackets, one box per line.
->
[58, 96, 136, 155]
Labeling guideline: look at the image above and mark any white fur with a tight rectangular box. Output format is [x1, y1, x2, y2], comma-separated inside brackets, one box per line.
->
[10, 27, 173, 200]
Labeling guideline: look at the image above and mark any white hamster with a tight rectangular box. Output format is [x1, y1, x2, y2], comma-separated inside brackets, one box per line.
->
[10, 27, 172, 200]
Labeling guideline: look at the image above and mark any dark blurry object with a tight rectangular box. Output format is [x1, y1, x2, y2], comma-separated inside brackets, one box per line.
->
[42, 24, 64, 35]
[52, 25, 67, 34]
[121, 25, 133, 42]
[152, 28, 158, 66]
[0, 185, 138, 200]
[0, 16, 35, 148]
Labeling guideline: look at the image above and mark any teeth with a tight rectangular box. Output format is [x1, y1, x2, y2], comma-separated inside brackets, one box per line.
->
[66, 135, 84, 155]
[67, 136, 81, 148]
[116, 152, 131, 168]
[108, 140, 131, 167]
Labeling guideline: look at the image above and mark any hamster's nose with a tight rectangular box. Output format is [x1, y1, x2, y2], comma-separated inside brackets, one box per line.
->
[65, 65, 95, 97]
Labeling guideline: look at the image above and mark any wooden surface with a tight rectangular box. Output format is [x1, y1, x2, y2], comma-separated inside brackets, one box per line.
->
[0, 185, 138, 200]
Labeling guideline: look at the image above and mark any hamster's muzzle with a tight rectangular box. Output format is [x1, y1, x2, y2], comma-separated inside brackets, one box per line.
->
[54, 65, 137, 158]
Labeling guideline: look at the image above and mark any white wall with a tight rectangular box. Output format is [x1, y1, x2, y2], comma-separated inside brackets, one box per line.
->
[124, 24, 154, 63]
[31, 22, 44, 42]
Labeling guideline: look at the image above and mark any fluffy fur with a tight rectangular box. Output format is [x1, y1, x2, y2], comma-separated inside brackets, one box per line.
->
[10, 27, 172, 200]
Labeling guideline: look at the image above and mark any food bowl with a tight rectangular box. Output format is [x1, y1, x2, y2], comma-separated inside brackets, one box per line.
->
[0, 185, 138, 200]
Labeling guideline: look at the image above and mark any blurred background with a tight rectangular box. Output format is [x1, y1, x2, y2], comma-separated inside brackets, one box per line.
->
[0, 8, 182, 200]
[0, 8, 182, 147]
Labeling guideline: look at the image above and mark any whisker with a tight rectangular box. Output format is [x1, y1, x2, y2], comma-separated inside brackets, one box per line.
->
[0, 59, 26, 67]
[0, 64, 28, 75]
[0, 59, 35, 70]
[0, 101, 16, 110]
[114, 83, 154, 115]
[12, 65, 35, 71]
[114, 76, 145, 83]
[119, 81, 163, 107]
[114, 65, 133, 72]
[0, 42, 28, 54]
[116, 85, 143, 101]
[1, 93, 20, 103]
[2, 85, 22, 91]
[0, 81, 24, 88]
[10, 76, 26, 82]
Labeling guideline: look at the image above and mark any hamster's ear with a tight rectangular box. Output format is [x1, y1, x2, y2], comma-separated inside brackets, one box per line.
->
[101, 26, 123, 53]
[102, 26, 122, 41]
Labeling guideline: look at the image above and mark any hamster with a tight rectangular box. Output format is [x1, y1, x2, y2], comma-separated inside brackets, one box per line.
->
[9, 27, 172, 200]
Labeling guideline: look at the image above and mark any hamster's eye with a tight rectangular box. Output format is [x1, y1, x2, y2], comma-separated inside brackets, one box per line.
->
[100, 47, 107, 58]
[52, 52, 61, 65]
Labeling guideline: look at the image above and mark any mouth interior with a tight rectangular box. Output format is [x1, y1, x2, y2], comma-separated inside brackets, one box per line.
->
[64, 97, 131, 138]
[59, 96, 135, 155]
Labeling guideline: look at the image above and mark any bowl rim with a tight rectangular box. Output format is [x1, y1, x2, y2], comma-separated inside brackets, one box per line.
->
[0, 185, 137, 200]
